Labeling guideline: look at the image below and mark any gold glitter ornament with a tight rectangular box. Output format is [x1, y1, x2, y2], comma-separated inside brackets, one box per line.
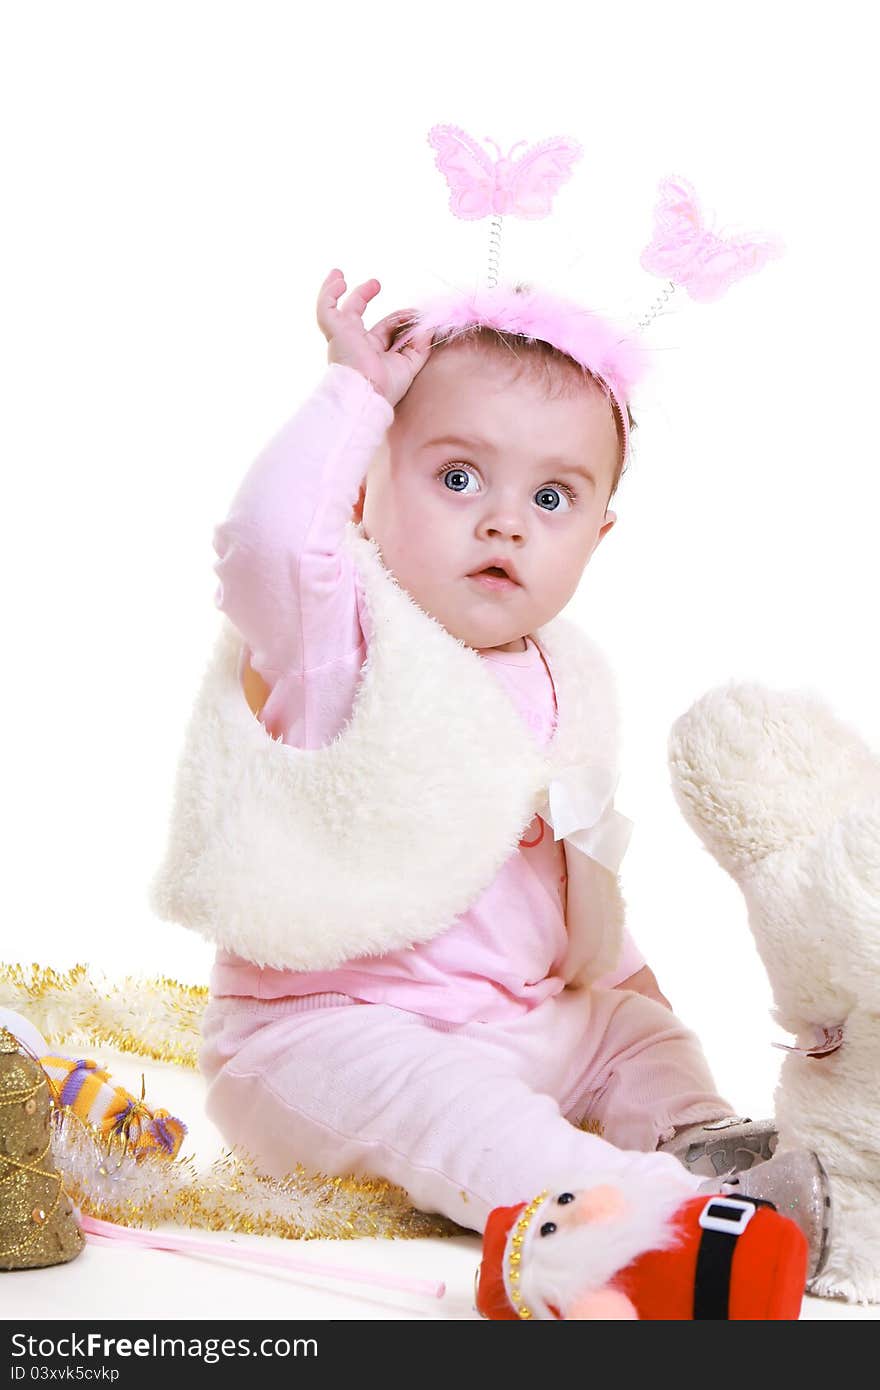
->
[0, 1027, 84, 1270]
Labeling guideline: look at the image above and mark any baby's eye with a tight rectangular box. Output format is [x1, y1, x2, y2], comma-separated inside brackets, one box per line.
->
[534, 485, 573, 513]
[556, 1192, 575, 1205]
[442, 466, 479, 494]
[440, 468, 574, 508]
[539, 1221, 558, 1237]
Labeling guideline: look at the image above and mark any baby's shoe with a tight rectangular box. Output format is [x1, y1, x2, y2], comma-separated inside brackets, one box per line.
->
[658, 1115, 777, 1178]
[711, 1149, 832, 1280]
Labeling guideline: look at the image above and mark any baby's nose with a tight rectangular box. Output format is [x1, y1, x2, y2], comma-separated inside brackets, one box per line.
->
[478, 510, 526, 543]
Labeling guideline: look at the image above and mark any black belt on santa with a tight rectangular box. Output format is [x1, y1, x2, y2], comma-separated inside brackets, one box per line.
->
[693, 1194, 777, 1319]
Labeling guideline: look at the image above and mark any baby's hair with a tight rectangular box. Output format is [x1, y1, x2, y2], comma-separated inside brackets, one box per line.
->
[392, 307, 635, 503]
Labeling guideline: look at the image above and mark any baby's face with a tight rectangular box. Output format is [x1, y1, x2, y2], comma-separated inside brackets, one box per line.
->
[361, 344, 620, 653]
[361, 346, 619, 651]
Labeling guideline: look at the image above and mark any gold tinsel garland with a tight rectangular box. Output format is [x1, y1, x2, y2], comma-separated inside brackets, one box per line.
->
[0, 963, 463, 1242]
[0, 962, 206, 1068]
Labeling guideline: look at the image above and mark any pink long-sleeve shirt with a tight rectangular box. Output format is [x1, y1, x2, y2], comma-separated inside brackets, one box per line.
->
[208, 363, 644, 1022]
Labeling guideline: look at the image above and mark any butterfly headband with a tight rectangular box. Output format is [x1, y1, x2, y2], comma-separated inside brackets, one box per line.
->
[396, 125, 784, 468]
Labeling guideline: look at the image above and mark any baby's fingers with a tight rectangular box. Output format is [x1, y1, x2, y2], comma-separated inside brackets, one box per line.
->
[316, 268, 346, 339]
[367, 307, 420, 351]
[316, 270, 381, 338]
[398, 331, 434, 371]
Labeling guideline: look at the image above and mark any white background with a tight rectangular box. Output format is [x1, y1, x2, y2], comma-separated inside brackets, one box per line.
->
[2, 0, 877, 1122]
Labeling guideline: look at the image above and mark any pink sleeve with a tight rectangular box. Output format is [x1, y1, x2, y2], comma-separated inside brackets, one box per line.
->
[593, 928, 647, 990]
[212, 363, 394, 681]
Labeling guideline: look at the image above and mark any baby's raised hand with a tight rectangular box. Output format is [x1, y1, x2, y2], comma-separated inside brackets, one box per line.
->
[316, 270, 432, 407]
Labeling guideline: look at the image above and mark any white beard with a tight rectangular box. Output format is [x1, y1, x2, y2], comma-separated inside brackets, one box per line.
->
[518, 1170, 688, 1318]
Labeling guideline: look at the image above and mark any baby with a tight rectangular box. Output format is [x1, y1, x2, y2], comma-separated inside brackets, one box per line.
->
[193, 269, 825, 1263]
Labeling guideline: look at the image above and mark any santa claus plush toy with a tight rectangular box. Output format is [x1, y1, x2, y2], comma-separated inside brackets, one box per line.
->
[476, 1170, 808, 1320]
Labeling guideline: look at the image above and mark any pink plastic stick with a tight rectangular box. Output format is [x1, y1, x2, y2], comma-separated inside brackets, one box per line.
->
[81, 1214, 445, 1299]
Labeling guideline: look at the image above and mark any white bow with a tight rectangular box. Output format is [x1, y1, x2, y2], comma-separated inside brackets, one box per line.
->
[535, 763, 633, 875]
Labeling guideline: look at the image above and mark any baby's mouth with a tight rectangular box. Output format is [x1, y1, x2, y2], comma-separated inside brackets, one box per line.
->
[468, 565, 521, 591]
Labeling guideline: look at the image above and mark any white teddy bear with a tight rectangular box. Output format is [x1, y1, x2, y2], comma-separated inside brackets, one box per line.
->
[668, 682, 880, 1303]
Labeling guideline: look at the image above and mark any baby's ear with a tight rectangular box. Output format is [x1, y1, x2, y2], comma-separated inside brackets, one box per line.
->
[566, 1287, 638, 1320]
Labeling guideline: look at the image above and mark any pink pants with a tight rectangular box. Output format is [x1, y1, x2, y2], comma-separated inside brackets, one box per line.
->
[199, 986, 733, 1233]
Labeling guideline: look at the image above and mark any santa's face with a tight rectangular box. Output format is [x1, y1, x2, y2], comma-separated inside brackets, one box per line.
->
[513, 1175, 688, 1319]
[532, 1185, 630, 1240]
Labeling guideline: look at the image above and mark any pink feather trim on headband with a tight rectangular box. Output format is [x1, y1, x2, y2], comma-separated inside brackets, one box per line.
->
[396, 283, 646, 464]
[397, 283, 647, 409]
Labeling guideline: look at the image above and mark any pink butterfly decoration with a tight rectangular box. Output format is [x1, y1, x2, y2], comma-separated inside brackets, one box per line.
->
[640, 175, 783, 302]
[427, 124, 582, 221]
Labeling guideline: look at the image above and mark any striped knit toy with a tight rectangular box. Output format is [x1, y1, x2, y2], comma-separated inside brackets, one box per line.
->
[40, 1054, 186, 1160]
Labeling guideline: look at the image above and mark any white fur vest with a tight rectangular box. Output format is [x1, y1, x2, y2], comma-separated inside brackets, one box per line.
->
[150, 523, 631, 987]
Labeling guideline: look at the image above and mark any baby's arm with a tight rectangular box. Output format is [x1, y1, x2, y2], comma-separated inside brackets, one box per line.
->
[614, 964, 672, 1010]
[595, 932, 673, 1010]
[213, 270, 433, 688]
[212, 365, 394, 685]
